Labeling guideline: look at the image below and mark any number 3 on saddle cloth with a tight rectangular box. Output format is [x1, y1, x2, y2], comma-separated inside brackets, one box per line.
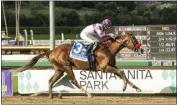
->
[69, 42, 96, 70]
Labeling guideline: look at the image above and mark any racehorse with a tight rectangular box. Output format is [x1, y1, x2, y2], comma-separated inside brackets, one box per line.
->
[12, 32, 144, 99]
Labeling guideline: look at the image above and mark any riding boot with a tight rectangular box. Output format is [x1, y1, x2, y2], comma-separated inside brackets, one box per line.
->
[92, 42, 98, 52]
[87, 43, 94, 70]
[87, 44, 93, 53]
[91, 42, 98, 71]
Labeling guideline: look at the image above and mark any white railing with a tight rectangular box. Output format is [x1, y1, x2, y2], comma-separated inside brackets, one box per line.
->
[2, 35, 147, 46]
[2, 39, 90, 46]
[33, 39, 90, 46]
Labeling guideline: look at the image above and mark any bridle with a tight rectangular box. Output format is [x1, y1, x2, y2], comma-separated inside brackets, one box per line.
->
[104, 34, 142, 54]
[116, 34, 142, 51]
[122, 35, 138, 51]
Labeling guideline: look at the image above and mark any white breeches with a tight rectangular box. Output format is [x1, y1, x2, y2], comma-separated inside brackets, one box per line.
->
[80, 31, 101, 44]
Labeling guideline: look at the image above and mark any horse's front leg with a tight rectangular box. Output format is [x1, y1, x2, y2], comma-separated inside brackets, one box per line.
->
[104, 66, 141, 92]
[103, 66, 128, 91]
[113, 66, 141, 92]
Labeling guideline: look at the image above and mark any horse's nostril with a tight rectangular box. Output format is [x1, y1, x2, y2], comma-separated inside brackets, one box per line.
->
[134, 48, 138, 52]
[141, 49, 144, 53]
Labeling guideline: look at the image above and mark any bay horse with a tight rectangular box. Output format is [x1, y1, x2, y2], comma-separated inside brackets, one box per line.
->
[12, 32, 144, 99]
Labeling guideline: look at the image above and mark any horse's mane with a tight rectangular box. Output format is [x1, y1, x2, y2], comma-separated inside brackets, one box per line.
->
[103, 35, 122, 43]
[99, 35, 122, 49]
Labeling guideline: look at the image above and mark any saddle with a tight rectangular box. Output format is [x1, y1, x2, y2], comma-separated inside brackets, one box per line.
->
[69, 41, 97, 71]
[86, 38, 114, 71]
[70, 37, 116, 71]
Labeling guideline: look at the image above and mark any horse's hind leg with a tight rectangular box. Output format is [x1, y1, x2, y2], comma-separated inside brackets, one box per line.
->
[31, 75, 54, 97]
[64, 66, 93, 98]
[49, 69, 64, 99]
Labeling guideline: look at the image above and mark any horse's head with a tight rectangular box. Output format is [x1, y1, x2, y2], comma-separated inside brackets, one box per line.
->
[115, 32, 144, 54]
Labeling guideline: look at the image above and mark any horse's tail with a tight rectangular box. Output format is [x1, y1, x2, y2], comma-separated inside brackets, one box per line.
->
[11, 50, 51, 73]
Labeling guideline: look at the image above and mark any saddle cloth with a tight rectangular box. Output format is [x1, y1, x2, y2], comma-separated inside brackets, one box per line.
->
[69, 42, 90, 61]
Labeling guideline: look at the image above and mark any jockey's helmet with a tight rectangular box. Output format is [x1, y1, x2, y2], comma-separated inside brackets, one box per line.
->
[102, 19, 112, 27]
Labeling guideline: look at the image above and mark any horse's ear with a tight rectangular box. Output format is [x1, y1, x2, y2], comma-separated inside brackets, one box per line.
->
[126, 32, 133, 37]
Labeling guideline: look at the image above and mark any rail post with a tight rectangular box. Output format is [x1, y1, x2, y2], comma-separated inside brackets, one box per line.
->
[146, 25, 151, 60]
[30, 29, 34, 45]
[61, 32, 64, 41]
[49, 1, 55, 50]
[24, 29, 28, 46]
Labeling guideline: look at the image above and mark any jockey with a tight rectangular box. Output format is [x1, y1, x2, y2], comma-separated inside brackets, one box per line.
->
[80, 18, 112, 54]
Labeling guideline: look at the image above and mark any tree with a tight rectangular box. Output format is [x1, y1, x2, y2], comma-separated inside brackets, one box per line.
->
[56, 1, 70, 8]
[84, 12, 103, 25]
[27, 16, 41, 26]
[82, 1, 95, 8]
[102, 10, 117, 25]
[131, 15, 143, 25]
[2, 1, 177, 27]
[1, 9, 5, 27]
[56, 10, 81, 26]
[115, 14, 131, 25]
[66, 10, 81, 26]
[95, 2, 105, 12]
[149, 10, 160, 24]
[56, 1, 82, 9]
[20, 14, 27, 26]
[130, 10, 143, 24]
[116, 1, 136, 10]
[116, 7, 129, 14]
[159, 8, 177, 24]
[5, 11, 16, 27]
[55, 12, 63, 26]
[34, 13, 49, 26]
[142, 11, 151, 24]
[105, 2, 117, 11]
[29, 1, 44, 15]
[135, 6, 148, 16]
[71, 1, 82, 10]
[3, 1, 15, 9]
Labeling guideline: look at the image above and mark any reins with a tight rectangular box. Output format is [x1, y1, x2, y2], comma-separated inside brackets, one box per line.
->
[100, 33, 142, 59]
[103, 38, 125, 58]
[104, 41, 115, 54]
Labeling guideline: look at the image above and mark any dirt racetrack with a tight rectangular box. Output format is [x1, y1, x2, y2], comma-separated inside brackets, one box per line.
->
[2, 94, 176, 104]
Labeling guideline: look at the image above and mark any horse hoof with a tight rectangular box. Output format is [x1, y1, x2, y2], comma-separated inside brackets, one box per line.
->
[49, 96, 53, 99]
[122, 86, 127, 92]
[58, 94, 63, 99]
[30, 93, 39, 96]
[136, 88, 142, 92]
[123, 88, 126, 92]
[88, 94, 93, 98]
